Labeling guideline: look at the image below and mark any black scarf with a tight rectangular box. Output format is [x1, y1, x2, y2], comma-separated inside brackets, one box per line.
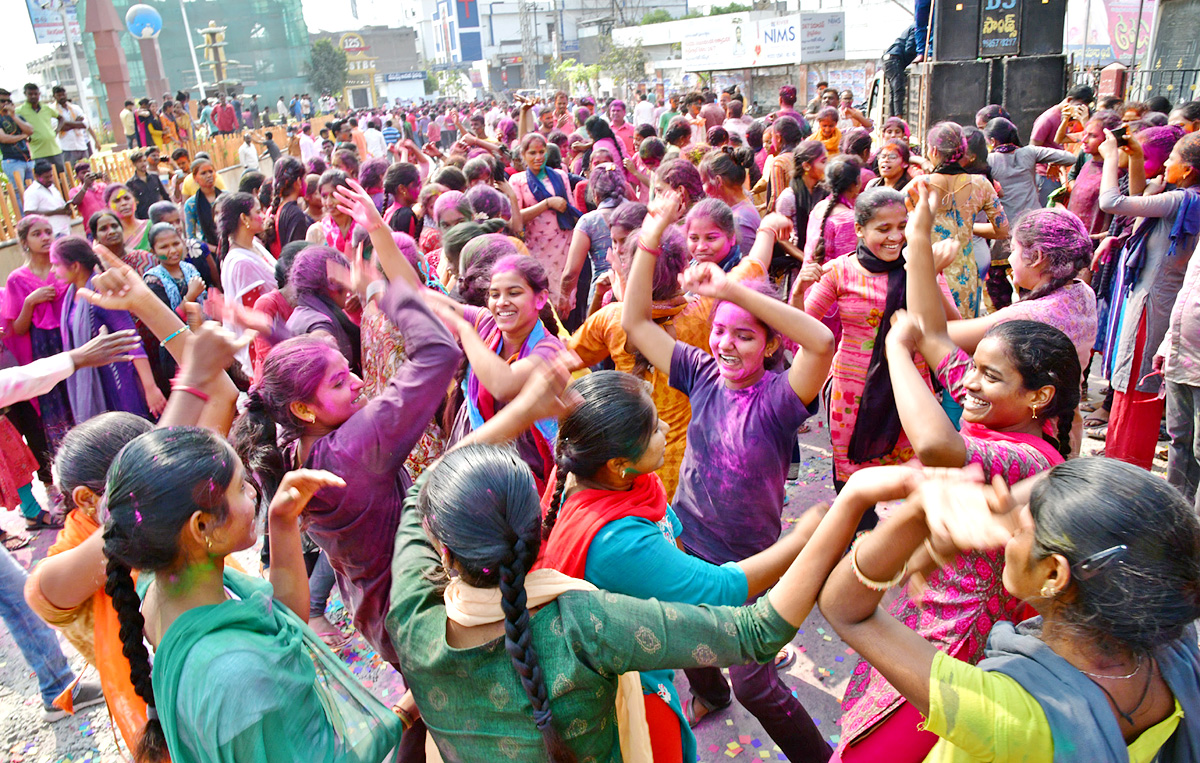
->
[846, 241, 908, 463]
[195, 188, 221, 247]
[525, 168, 581, 231]
[933, 163, 968, 175]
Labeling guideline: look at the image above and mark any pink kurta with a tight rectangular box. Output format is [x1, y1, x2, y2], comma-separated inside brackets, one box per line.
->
[803, 199, 858, 264]
[837, 347, 1062, 754]
[803, 256, 952, 481]
[511, 169, 574, 302]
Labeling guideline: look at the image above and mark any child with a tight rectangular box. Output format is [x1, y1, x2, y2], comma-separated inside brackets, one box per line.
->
[701, 149, 761, 254]
[803, 155, 864, 266]
[621, 186, 835, 761]
[143, 223, 206, 316]
[684, 198, 743, 271]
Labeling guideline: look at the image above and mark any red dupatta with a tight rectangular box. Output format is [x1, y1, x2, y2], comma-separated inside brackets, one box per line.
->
[535, 469, 668, 578]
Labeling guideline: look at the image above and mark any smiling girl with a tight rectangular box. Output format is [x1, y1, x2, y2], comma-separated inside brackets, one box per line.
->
[832, 185, 1081, 762]
[867, 139, 914, 191]
[305, 169, 358, 256]
[701, 150, 761, 254]
[622, 187, 835, 762]
[90, 209, 153, 276]
[144, 223, 205, 316]
[104, 184, 150, 254]
[683, 197, 743, 271]
[431, 254, 565, 492]
[792, 188, 956, 492]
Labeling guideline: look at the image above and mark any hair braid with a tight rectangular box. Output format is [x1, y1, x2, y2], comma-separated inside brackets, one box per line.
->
[499, 537, 576, 762]
[543, 445, 568, 540]
[104, 531, 168, 763]
[812, 196, 837, 265]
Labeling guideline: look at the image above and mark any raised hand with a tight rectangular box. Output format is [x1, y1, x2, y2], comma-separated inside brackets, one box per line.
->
[905, 179, 937, 242]
[269, 469, 346, 523]
[333, 178, 386, 232]
[76, 246, 153, 312]
[176, 316, 254, 389]
[930, 239, 961, 272]
[678, 261, 730, 298]
[513, 351, 583, 423]
[918, 467, 1015, 552]
[885, 309, 923, 354]
[759, 212, 795, 243]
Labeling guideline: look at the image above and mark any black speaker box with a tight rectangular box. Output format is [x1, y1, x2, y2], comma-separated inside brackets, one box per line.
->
[933, 0, 983, 61]
[921, 60, 994, 128]
[1020, 0, 1067, 56]
[1001, 54, 1067, 142]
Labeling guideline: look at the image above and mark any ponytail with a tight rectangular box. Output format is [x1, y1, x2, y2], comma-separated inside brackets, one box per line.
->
[229, 390, 287, 501]
[104, 536, 168, 763]
[812, 196, 838, 265]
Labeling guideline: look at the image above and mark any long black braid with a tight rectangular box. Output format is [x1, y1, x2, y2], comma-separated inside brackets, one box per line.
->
[104, 527, 169, 763]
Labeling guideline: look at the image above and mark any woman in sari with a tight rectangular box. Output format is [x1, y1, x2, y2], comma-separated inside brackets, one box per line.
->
[105, 184, 151, 255]
[89, 210, 153, 276]
[50, 237, 162, 420]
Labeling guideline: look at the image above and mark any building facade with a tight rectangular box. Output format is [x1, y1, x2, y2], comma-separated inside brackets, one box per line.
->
[79, 0, 311, 104]
[309, 26, 424, 106]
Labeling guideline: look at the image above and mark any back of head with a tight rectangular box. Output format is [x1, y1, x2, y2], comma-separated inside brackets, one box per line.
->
[1012, 208, 1092, 300]
[545, 371, 657, 533]
[774, 115, 804, 149]
[456, 235, 521, 306]
[588, 164, 626, 203]
[926, 121, 966, 166]
[53, 413, 154, 514]
[103, 426, 239, 763]
[418, 444, 576, 762]
[466, 183, 511, 220]
[984, 117, 1022, 148]
[655, 158, 704, 210]
[359, 157, 390, 189]
[287, 245, 346, 298]
[839, 127, 872, 158]
[1030, 457, 1200, 653]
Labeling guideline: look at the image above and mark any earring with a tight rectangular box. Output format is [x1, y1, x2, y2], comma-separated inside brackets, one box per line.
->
[1040, 582, 1056, 598]
[205, 535, 214, 551]
[1031, 405, 1039, 420]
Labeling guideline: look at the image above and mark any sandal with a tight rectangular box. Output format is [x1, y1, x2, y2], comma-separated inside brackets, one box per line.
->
[775, 644, 798, 671]
[313, 627, 349, 650]
[682, 696, 729, 728]
[1082, 411, 1109, 429]
[0, 530, 31, 551]
[1085, 424, 1108, 441]
[1079, 400, 1101, 412]
[24, 510, 63, 532]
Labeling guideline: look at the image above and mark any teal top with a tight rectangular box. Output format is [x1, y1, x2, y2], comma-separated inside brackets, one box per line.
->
[148, 569, 403, 763]
[387, 475, 794, 762]
[584, 507, 750, 763]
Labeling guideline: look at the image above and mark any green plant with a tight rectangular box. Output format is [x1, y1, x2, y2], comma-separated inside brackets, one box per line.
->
[307, 39, 348, 97]
[598, 39, 648, 92]
[709, 2, 751, 14]
[640, 9, 672, 24]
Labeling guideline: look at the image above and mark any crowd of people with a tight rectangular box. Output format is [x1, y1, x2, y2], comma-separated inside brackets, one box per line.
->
[0, 77, 1199, 763]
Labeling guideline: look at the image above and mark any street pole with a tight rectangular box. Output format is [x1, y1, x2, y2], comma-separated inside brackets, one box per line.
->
[57, 2, 92, 127]
[178, 0, 207, 100]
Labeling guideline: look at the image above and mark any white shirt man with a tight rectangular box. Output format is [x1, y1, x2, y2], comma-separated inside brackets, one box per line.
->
[238, 137, 260, 173]
[299, 130, 319, 163]
[24, 176, 71, 237]
[633, 96, 655, 127]
[363, 124, 387, 158]
[55, 99, 90, 154]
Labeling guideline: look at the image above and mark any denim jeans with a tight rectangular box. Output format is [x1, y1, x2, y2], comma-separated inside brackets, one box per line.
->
[1166, 380, 1200, 511]
[0, 547, 74, 706]
[309, 551, 337, 619]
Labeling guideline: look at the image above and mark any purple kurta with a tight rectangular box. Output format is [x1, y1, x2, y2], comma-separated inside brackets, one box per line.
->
[299, 286, 461, 667]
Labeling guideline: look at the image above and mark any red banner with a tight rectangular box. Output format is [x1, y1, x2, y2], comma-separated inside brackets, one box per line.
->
[1100, 0, 1155, 61]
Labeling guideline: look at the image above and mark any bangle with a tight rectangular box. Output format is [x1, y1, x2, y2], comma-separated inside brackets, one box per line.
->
[638, 235, 663, 256]
[849, 533, 907, 592]
[162, 326, 189, 344]
[924, 538, 952, 569]
[171, 384, 210, 403]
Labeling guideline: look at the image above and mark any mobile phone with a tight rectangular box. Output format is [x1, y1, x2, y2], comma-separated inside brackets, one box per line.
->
[1112, 124, 1129, 147]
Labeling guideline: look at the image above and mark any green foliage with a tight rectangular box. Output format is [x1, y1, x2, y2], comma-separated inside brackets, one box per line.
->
[598, 39, 648, 90]
[640, 9, 672, 24]
[435, 70, 468, 100]
[547, 58, 601, 92]
[709, 3, 751, 14]
[307, 39, 347, 96]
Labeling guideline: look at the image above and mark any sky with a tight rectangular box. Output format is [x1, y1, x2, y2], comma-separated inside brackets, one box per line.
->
[2, 0, 402, 92]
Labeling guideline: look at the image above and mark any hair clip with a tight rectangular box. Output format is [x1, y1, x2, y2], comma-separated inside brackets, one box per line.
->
[1075, 544, 1128, 580]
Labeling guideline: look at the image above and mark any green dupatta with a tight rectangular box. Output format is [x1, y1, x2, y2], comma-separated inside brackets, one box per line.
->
[151, 569, 403, 763]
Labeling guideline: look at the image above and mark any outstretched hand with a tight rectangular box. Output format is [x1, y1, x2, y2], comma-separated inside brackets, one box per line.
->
[918, 466, 1017, 552]
[333, 178, 386, 232]
[906, 179, 938, 243]
[512, 351, 583, 423]
[177, 316, 254, 388]
[647, 186, 685, 230]
[76, 246, 153, 313]
[67, 327, 141, 369]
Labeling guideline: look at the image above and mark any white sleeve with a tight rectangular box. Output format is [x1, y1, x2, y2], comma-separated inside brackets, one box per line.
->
[0, 354, 75, 408]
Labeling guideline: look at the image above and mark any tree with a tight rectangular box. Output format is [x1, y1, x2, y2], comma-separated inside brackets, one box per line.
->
[308, 39, 348, 96]
[709, 2, 751, 14]
[435, 70, 467, 100]
[598, 39, 648, 94]
[640, 9, 672, 24]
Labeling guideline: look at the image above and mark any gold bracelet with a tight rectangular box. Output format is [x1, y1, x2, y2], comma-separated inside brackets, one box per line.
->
[850, 533, 907, 592]
[924, 538, 952, 569]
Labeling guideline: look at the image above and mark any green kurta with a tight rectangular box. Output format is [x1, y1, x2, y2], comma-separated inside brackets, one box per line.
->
[386, 477, 799, 762]
[150, 569, 403, 763]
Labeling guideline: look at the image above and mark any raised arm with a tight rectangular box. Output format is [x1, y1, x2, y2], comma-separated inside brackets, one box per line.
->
[436, 305, 543, 403]
[619, 188, 687, 375]
[903, 182, 961, 369]
[682, 261, 835, 403]
[332, 179, 423, 291]
[886, 312, 967, 466]
[267, 469, 345, 617]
